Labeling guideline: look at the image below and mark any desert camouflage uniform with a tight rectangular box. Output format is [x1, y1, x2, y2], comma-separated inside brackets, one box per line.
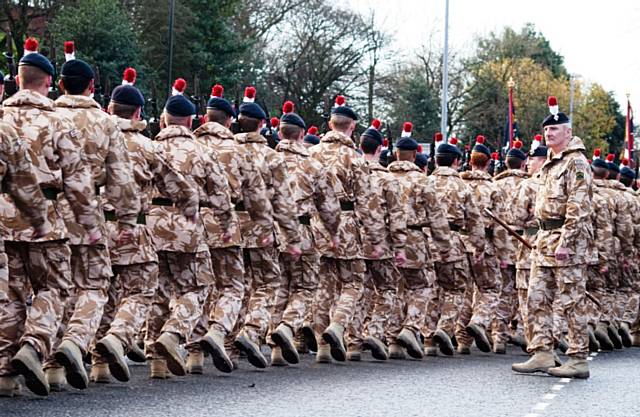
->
[345, 160, 406, 349]
[145, 124, 230, 356]
[309, 131, 384, 343]
[388, 161, 450, 341]
[0, 90, 99, 375]
[491, 169, 528, 345]
[527, 137, 593, 359]
[270, 139, 340, 339]
[233, 131, 301, 345]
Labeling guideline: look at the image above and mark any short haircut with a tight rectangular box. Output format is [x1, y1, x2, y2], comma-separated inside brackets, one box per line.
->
[164, 112, 191, 126]
[206, 108, 231, 125]
[61, 76, 91, 95]
[330, 114, 352, 131]
[591, 166, 608, 179]
[238, 115, 261, 133]
[360, 136, 381, 155]
[279, 123, 303, 140]
[470, 152, 489, 167]
[506, 156, 525, 170]
[18, 65, 49, 89]
[620, 177, 634, 187]
[108, 101, 139, 119]
[436, 153, 458, 167]
[396, 149, 416, 162]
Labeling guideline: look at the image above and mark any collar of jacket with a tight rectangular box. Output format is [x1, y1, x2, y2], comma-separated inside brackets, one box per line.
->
[276, 139, 309, 156]
[321, 130, 355, 149]
[432, 166, 460, 177]
[460, 170, 492, 181]
[607, 179, 627, 191]
[194, 121, 234, 141]
[55, 94, 100, 110]
[235, 131, 267, 145]
[367, 160, 388, 172]
[154, 124, 194, 141]
[2, 89, 54, 111]
[113, 115, 147, 133]
[388, 160, 420, 173]
[493, 169, 528, 181]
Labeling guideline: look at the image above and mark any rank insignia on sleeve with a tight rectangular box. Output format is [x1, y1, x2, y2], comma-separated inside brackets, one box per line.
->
[576, 171, 584, 180]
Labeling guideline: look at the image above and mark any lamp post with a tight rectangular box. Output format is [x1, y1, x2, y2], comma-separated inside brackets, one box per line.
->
[440, 0, 450, 138]
[166, 0, 176, 97]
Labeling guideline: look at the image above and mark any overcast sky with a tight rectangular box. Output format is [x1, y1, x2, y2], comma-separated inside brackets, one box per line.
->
[346, 0, 640, 110]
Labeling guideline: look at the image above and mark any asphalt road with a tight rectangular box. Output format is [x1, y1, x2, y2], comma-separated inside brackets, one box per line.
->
[1, 346, 639, 417]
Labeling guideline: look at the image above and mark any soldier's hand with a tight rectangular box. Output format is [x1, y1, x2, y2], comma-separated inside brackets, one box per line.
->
[554, 246, 570, 261]
[187, 212, 199, 224]
[116, 226, 135, 246]
[286, 245, 302, 261]
[261, 234, 274, 247]
[395, 250, 407, 267]
[499, 260, 509, 269]
[473, 252, 484, 264]
[32, 221, 53, 239]
[222, 231, 233, 244]
[330, 236, 341, 250]
[87, 227, 103, 245]
[599, 265, 609, 274]
[371, 245, 385, 259]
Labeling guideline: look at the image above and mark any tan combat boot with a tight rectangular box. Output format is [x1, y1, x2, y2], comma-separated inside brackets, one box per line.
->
[271, 324, 300, 364]
[608, 324, 623, 349]
[96, 334, 130, 382]
[321, 323, 346, 362]
[466, 324, 492, 353]
[512, 351, 556, 374]
[0, 376, 22, 397]
[457, 345, 471, 355]
[270, 346, 288, 366]
[90, 363, 111, 383]
[389, 343, 406, 360]
[587, 327, 600, 352]
[11, 343, 50, 396]
[315, 344, 333, 363]
[632, 333, 640, 348]
[126, 341, 146, 363]
[547, 357, 590, 379]
[595, 323, 614, 350]
[346, 346, 362, 361]
[154, 332, 186, 376]
[363, 336, 388, 361]
[300, 324, 318, 352]
[200, 329, 233, 373]
[149, 359, 171, 379]
[295, 338, 309, 354]
[619, 322, 633, 348]
[396, 328, 424, 359]
[54, 340, 89, 390]
[433, 329, 455, 356]
[234, 331, 268, 369]
[45, 366, 67, 392]
[186, 350, 204, 374]
[493, 342, 507, 354]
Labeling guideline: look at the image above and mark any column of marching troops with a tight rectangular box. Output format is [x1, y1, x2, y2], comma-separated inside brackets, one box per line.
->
[0, 39, 638, 398]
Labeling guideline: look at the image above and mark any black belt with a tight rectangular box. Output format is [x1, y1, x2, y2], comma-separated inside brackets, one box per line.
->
[299, 215, 311, 226]
[340, 201, 355, 211]
[234, 201, 246, 211]
[151, 197, 174, 206]
[539, 219, 565, 231]
[448, 223, 462, 232]
[485, 228, 494, 239]
[103, 210, 146, 225]
[525, 227, 539, 236]
[95, 185, 101, 196]
[408, 224, 424, 231]
[41, 187, 61, 201]
[199, 201, 212, 209]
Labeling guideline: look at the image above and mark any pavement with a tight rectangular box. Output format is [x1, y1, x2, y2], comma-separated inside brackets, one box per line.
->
[1, 346, 639, 417]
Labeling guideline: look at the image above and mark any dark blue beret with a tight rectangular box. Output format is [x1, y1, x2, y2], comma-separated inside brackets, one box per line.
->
[472, 143, 491, 158]
[60, 59, 94, 79]
[361, 128, 383, 145]
[529, 146, 548, 157]
[621, 166, 636, 179]
[437, 143, 463, 158]
[414, 153, 428, 169]
[591, 158, 608, 170]
[542, 112, 570, 127]
[304, 134, 320, 145]
[507, 148, 527, 161]
[281, 112, 306, 129]
[111, 85, 145, 107]
[207, 97, 235, 118]
[396, 137, 419, 151]
[165, 95, 195, 117]
[331, 105, 358, 121]
[608, 161, 620, 174]
[239, 102, 266, 120]
[19, 52, 55, 76]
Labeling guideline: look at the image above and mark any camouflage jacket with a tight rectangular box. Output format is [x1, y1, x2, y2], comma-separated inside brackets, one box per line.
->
[623, 185, 640, 252]
[426, 166, 484, 262]
[194, 122, 273, 248]
[512, 174, 541, 269]
[149, 125, 233, 253]
[235, 131, 301, 249]
[309, 130, 384, 259]
[533, 137, 594, 267]
[460, 169, 514, 262]
[1, 89, 99, 242]
[107, 117, 198, 264]
[605, 180, 636, 258]
[276, 139, 341, 255]
[493, 169, 529, 264]
[592, 179, 624, 260]
[591, 187, 614, 266]
[55, 94, 139, 245]
[388, 160, 450, 269]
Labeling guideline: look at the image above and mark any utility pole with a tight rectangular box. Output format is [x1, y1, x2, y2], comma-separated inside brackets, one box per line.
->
[440, 0, 450, 138]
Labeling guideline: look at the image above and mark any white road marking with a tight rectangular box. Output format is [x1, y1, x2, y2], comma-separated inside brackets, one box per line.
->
[551, 384, 565, 391]
[542, 393, 557, 400]
[533, 402, 550, 411]
[559, 378, 572, 383]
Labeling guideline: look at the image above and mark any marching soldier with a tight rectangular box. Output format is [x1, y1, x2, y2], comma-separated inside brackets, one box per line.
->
[0, 38, 100, 396]
[513, 96, 593, 379]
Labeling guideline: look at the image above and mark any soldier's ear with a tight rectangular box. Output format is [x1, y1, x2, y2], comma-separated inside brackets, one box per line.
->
[57, 79, 65, 93]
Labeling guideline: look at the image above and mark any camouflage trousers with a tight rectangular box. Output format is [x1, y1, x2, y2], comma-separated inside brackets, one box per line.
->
[145, 251, 212, 358]
[527, 263, 589, 358]
[491, 265, 518, 345]
[238, 245, 281, 344]
[617, 263, 640, 325]
[92, 263, 159, 364]
[311, 257, 341, 346]
[516, 268, 530, 341]
[268, 252, 320, 341]
[0, 241, 72, 376]
[435, 260, 469, 338]
[586, 265, 606, 328]
[456, 255, 501, 348]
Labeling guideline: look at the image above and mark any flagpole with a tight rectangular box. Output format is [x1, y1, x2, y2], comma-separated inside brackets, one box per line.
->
[507, 77, 515, 150]
[440, 0, 450, 139]
[627, 93, 633, 162]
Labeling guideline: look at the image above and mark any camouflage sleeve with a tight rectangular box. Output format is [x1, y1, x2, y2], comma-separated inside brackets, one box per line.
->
[55, 127, 100, 231]
[270, 155, 302, 246]
[557, 157, 592, 250]
[510, 179, 534, 228]
[632, 199, 640, 249]
[424, 185, 452, 253]
[616, 194, 635, 256]
[105, 124, 140, 228]
[150, 151, 199, 218]
[593, 194, 613, 265]
[464, 190, 485, 256]
[384, 176, 407, 251]
[204, 151, 234, 232]
[239, 153, 274, 236]
[0, 129, 47, 228]
[314, 166, 341, 237]
[354, 160, 384, 246]
[491, 184, 515, 262]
